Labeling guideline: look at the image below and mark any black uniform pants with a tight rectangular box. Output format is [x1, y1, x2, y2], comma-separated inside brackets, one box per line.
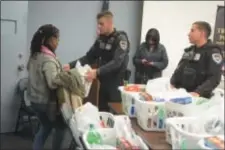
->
[98, 79, 122, 112]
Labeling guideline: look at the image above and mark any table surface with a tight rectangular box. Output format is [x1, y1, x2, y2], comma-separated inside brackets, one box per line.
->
[108, 102, 172, 150]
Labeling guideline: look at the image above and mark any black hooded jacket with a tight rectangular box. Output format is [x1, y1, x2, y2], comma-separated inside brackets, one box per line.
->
[133, 28, 168, 83]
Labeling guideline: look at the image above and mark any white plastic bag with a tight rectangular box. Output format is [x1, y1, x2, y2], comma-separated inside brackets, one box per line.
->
[114, 115, 143, 147]
[146, 77, 171, 94]
[114, 115, 132, 138]
[161, 88, 190, 101]
[75, 61, 92, 97]
[150, 87, 190, 102]
[74, 102, 101, 133]
[194, 101, 224, 135]
[89, 144, 116, 150]
[204, 102, 224, 135]
[145, 77, 188, 100]
[82, 128, 117, 149]
[211, 88, 224, 104]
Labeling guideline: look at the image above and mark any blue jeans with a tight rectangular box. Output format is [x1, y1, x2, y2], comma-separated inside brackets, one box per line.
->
[31, 102, 66, 150]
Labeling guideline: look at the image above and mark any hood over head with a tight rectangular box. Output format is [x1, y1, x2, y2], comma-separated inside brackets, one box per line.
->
[145, 28, 160, 47]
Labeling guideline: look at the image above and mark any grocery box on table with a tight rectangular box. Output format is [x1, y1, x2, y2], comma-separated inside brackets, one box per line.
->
[69, 111, 115, 149]
[135, 88, 189, 132]
[133, 77, 173, 131]
[82, 128, 148, 150]
[135, 94, 166, 132]
[166, 117, 213, 149]
[118, 84, 145, 118]
[134, 78, 180, 132]
[165, 88, 224, 145]
[70, 111, 115, 134]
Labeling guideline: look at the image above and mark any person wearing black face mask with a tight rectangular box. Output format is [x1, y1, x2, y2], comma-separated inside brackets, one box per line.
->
[133, 28, 169, 84]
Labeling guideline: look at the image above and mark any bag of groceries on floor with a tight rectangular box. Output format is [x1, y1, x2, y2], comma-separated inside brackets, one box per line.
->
[74, 102, 101, 133]
[75, 61, 92, 97]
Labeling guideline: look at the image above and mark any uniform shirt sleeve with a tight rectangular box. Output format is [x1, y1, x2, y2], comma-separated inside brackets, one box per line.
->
[97, 34, 129, 76]
[69, 40, 99, 68]
[42, 61, 61, 89]
[194, 48, 223, 95]
[151, 45, 169, 70]
[133, 43, 145, 66]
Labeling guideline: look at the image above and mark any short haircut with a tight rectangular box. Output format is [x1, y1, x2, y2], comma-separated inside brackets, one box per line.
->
[96, 11, 113, 20]
[193, 21, 212, 38]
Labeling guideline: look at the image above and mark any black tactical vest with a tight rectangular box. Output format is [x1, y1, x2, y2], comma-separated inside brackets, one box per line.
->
[96, 30, 129, 80]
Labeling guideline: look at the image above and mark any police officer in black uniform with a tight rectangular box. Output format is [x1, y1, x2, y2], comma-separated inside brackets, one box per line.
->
[64, 11, 130, 111]
[170, 21, 223, 98]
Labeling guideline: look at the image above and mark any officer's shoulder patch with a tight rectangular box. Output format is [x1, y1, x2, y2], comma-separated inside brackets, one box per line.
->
[119, 40, 128, 50]
[116, 31, 128, 50]
[212, 53, 222, 64]
[117, 31, 128, 39]
[118, 33, 127, 41]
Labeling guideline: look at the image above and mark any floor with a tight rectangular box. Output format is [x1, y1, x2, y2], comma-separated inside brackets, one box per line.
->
[0, 125, 73, 150]
[1, 133, 33, 149]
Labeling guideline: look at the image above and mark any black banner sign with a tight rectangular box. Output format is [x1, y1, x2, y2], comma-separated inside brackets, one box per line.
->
[213, 6, 224, 52]
[213, 6, 225, 76]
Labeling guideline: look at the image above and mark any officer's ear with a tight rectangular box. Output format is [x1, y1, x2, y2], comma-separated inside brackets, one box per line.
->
[106, 17, 113, 25]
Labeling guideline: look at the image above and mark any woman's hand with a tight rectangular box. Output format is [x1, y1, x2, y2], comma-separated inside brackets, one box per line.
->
[189, 92, 200, 97]
[85, 69, 97, 82]
[141, 59, 148, 64]
[63, 64, 70, 71]
[147, 61, 154, 66]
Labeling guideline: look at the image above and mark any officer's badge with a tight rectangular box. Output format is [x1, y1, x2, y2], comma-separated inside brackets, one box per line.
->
[99, 42, 105, 49]
[119, 40, 128, 50]
[193, 53, 201, 61]
[212, 53, 222, 64]
[109, 37, 114, 43]
[105, 44, 112, 50]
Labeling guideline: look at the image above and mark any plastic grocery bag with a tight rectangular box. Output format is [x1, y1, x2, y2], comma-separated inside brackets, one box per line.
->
[114, 115, 133, 138]
[204, 101, 224, 135]
[89, 144, 117, 149]
[211, 88, 224, 104]
[146, 77, 172, 94]
[152, 88, 191, 102]
[194, 101, 224, 135]
[74, 102, 101, 133]
[114, 115, 147, 148]
[75, 61, 92, 97]
[163, 88, 190, 100]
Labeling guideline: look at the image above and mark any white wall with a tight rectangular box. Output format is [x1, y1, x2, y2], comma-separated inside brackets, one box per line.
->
[1, 1, 28, 133]
[141, 1, 224, 77]
[27, 1, 143, 82]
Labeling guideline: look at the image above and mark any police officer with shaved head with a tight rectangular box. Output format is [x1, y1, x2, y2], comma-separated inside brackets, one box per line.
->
[170, 21, 223, 98]
[64, 11, 130, 111]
